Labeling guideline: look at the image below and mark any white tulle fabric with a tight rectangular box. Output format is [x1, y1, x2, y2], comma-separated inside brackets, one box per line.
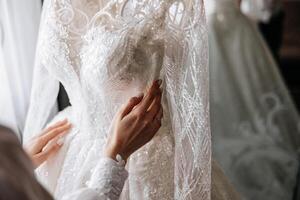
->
[206, 0, 300, 200]
[24, 0, 210, 199]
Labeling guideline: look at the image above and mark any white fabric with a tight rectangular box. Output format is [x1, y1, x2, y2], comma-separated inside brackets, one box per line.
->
[24, 0, 211, 199]
[0, 47, 18, 133]
[241, 0, 282, 22]
[0, 0, 42, 137]
[60, 157, 128, 200]
[206, 0, 300, 200]
[205, 0, 238, 15]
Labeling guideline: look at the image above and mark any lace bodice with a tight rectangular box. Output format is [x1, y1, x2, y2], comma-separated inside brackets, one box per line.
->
[25, 0, 210, 199]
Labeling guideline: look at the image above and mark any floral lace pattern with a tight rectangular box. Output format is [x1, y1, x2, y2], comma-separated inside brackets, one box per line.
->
[58, 157, 128, 200]
[87, 157, 128, 199]
[24, 0, 210, 199]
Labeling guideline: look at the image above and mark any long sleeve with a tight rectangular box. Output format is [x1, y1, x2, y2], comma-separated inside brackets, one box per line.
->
[0, 127, 127, 200]
[61, 157, 128, 200]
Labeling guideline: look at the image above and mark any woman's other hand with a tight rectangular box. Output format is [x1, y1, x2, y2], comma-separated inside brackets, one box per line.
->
[25, 119, 71, 168]
[105, 80, 163, 162]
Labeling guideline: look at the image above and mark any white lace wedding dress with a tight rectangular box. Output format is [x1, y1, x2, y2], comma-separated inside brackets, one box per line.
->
[206, 0, 300, 200]
[24, 0, 239, 199]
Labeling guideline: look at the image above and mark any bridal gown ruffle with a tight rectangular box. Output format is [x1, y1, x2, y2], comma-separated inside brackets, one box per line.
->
[206, 1, 300, 200]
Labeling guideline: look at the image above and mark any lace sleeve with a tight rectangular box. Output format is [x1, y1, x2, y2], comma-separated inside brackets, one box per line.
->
[61, 157, 128, 200]
[23, 0, 60, 143]
[164, 0, 211, 199]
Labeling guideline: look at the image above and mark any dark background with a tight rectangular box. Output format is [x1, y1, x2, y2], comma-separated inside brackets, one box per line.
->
[280, 1, 300, 112]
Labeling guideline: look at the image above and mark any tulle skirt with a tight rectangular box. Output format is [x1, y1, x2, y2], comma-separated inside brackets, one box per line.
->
[208, 7, 299, 200]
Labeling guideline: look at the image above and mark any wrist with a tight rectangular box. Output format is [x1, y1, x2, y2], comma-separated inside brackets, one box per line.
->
[104, 143, 127, 160]
[104, 145, 118, 161]
[104, 146, 130, 163]
[105, 136, 133, 161]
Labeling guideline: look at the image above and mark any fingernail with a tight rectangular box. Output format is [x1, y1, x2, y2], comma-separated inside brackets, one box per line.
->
[65, 122, 72, 127]
[57, 137, 65, 146]
[157, 79, 162, 86]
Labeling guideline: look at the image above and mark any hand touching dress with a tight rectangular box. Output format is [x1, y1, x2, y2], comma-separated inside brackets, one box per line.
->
[25, 80, 163, 200]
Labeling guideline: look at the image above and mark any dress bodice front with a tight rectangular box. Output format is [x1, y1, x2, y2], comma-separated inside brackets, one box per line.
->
[51, 0, 184, 139]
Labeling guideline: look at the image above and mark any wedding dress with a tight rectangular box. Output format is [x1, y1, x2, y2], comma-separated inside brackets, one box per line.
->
[0, 127, 128, 200]
[206, 0, 300, 200]
[24, 0, 213, 199]
[0, 0, 42, 137]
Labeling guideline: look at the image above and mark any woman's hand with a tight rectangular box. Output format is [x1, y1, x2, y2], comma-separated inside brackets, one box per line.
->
[25, 119, 71, 168]
[105, 80, 163, 162]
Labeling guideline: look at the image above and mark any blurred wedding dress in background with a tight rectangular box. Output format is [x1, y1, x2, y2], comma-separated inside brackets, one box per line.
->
[241, 0, 282, 23]
[241, 0, 284, 61]
[206, 0, 300, 199]
[0, 0, 41, 138]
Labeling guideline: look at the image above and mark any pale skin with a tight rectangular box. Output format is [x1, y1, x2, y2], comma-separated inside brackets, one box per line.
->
[25, 119, 71, 168]
[26, 80, 163, 168]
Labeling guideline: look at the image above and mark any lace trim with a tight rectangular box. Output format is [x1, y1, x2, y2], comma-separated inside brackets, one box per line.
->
[87, 157, 128, 199]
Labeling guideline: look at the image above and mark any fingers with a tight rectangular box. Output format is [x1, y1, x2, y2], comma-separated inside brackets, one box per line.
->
[137, 80, 162, 113]
[145, 91, 162, 121]
[123, 108, 163, 159]
[40, 122, 71, 146]
[151, 106, 163, 131]
[147, 112, 163, 138]
[41, 133, 64, 152]
[145, 106, 163, 140]
[120, 94, 144, 119]
[131, 106, 163, 147]
[34, 139, 63, 167]
[156, 106, 163, 121]
[30, 121, 69, 168]
[40, 119, 68, 135]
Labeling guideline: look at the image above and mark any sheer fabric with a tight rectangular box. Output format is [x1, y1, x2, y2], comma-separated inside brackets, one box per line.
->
[24, 0, 210, 199]
[0, 0, 42, 137]
[206, 0, 300, 200]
